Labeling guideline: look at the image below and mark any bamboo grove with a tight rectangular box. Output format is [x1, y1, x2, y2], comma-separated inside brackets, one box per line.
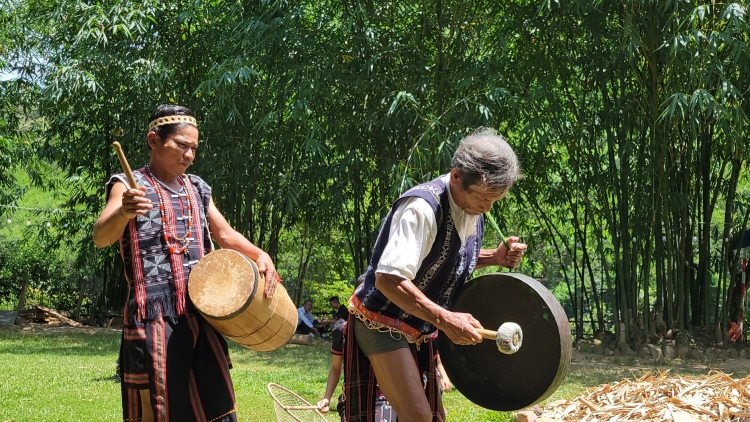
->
[1, 0, 750, 343]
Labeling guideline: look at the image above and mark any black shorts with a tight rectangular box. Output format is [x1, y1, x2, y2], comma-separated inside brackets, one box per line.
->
[331, 329, 344, 356]
[330, 321, 345, 355]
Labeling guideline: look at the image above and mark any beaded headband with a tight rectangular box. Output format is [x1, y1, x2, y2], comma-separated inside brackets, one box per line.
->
[148, 115, 198, 131]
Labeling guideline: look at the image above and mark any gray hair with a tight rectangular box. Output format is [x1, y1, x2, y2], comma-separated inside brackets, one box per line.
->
[451, 128, 522, 191]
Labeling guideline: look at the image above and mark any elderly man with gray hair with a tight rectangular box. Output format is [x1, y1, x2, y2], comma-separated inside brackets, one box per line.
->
[344, 128, 527, 422]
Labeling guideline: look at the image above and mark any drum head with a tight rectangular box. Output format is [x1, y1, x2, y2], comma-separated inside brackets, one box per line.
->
[189, 249, 259, 319]
[437, 272, 571, 411]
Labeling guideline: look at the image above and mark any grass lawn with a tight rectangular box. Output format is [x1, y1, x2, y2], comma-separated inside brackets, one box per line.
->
[0, 328, 714, 422]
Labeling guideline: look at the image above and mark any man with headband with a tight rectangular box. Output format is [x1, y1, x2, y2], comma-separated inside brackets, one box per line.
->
[345, 128, 527, 421]
[94, 104, 280, 422]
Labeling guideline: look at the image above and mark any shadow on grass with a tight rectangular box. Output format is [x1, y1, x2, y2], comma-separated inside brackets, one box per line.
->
[0, 329, 331, 369]
[228, 340, 333, 371]
[0, 331, 121, 356]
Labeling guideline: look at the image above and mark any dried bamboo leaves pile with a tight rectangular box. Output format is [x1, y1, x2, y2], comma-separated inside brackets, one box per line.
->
[539, 371, 750, 421]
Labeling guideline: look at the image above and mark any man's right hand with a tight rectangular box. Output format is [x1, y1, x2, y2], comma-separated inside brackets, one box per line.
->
[119, 186, 152, 219]
[437, 310, 484, 346]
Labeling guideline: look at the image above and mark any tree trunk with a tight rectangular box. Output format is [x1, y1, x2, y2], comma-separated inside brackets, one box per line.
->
[16, 271, 30, 311]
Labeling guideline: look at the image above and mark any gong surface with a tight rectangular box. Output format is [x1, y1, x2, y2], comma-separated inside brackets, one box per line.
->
[438, 272, 571, 411]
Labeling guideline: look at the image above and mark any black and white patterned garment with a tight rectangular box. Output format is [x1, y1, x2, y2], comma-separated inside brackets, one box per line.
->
[106, 169, 238, 422]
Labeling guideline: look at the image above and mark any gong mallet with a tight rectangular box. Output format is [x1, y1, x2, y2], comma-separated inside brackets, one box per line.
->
[112, 141, 138, 189]
[475, 322, 523, 354]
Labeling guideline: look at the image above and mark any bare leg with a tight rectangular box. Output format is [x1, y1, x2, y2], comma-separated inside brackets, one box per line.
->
[368, 348, 434, 422]
[436, 392, 445, 421]
[139, 389, 154, 422]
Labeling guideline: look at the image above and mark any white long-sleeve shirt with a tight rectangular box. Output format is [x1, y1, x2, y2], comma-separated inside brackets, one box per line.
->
[297, 307, 314, 328]
[376, 174, 479, 281]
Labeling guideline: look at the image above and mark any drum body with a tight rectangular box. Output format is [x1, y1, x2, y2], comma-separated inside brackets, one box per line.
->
[188, 249, 297, 351]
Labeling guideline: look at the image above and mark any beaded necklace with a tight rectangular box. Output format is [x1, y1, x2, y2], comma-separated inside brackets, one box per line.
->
[145, 166, 194, 256]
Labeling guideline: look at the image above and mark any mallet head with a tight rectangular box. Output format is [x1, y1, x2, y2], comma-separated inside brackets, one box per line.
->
[496, 322, 523, 354]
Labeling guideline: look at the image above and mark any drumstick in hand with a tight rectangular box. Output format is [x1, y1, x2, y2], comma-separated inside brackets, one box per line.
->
[112, 141, 138, 189]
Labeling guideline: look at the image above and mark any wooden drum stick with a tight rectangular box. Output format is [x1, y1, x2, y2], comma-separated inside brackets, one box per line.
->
[112, 141, 138, 189]
[476, 328, 501, 341]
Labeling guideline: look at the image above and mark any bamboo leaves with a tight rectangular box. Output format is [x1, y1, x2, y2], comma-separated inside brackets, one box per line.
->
[2, 0, 750, 334]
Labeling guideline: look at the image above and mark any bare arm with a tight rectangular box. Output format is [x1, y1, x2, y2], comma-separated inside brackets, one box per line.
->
[476, 236, 527, 269]
[208, 197, 279, 298]
[93, 182, 152, 248]
[374, 273, 483, 345]
[317, 354, 344, 413]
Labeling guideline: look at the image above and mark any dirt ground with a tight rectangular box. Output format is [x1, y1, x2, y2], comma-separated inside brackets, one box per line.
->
[571, 349, 750, 376]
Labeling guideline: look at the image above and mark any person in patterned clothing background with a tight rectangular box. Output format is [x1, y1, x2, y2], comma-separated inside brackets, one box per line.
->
[93, 104, 280, 422]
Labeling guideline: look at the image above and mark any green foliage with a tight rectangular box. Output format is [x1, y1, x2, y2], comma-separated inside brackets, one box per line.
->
[305, 279, 356, 316]
[0, 238, 77, 308]
[0, 168, 96, 312]
[1, 0, 750, 342]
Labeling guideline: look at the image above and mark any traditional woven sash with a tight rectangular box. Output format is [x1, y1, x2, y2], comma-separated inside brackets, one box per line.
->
[139, 169, 205, 316]
[351, 176, 484, 346]
[110, 168, 212, 321]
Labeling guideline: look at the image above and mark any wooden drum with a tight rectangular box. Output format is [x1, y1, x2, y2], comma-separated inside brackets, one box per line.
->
[188, 249, 297, 352]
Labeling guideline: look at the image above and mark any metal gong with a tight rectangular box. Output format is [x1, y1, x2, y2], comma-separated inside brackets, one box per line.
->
[438, 272, 572, 411]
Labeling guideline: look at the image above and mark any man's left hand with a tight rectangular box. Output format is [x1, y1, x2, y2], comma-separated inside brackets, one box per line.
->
[256, 253, 280, 298]
[495, 236, 527, 268]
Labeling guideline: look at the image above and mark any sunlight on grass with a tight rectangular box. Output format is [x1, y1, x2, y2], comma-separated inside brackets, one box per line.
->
[0, 332, 122, 421]
[0, 330, 517, 421]
[0, 330, 707, 422]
